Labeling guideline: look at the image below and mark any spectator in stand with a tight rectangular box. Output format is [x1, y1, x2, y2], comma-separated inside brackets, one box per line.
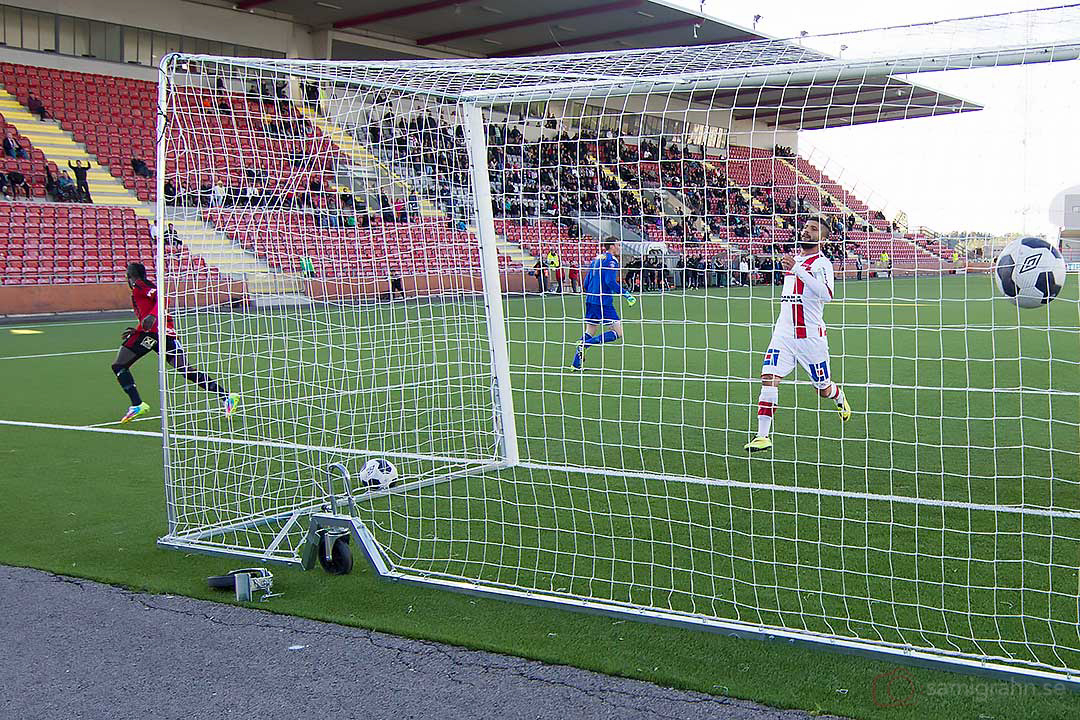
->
[44, 165, 59, 200]
[163, 223, 181, 247]
[3, 130, 26, 159]
[394, 196, 408, 223]
[164, 178, 178, 205]
[275, 80, 289, 101]
[57, 170, 78, 201]
[303, 82, 320, 113]
[532, 257, 548, 293]
[624, 255, 643, 292]
[148, 220, 158, 242]
[131, 158, 152, 178]
[547, 249, 563, 293]
[380, 193, 395, 223]
[389, 272, 406, 300]
[567, 264, 581, 293]
[712, 255, 728, 287]
[27, 93, 49, 121]
[691, 256, 706, 289]
[46, 167, 74, 202]
[0, 172, 12, 201]
[68, 160, 92, 202]
[211, 181, 227, 207]
[6, 170, 30, 199]
[738, 255, 751, 286]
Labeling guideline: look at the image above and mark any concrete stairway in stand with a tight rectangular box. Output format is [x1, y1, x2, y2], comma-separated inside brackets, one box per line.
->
[0, 86, 300, 293]
[301, 106, 536, 267]
[167, 210, 302, 294]
[0, 87, 143, 208]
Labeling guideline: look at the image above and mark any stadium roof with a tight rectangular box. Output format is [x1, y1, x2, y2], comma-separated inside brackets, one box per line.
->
[235, 0, 763, 59]
[223, 3, 1080, 131]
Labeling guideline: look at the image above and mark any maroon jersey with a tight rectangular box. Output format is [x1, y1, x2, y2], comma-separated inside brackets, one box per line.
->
[131, 279, 175, 336]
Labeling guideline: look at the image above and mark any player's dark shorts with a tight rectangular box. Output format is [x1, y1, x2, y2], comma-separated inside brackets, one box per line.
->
[584, 302, 619, 324]
[122, 331, 179, 359]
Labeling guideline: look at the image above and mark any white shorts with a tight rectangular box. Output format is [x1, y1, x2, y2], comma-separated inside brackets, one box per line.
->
[760, 333, 833, 389]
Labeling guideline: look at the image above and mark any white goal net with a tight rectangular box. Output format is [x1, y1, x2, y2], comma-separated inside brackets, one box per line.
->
[158, 7, 1080, 683]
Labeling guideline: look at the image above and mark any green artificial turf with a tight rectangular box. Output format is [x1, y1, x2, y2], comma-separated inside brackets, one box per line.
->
[0, 274, 1077, 720]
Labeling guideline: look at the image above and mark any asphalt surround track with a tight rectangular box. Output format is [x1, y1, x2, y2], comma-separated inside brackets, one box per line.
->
[0, 564, 845, 719]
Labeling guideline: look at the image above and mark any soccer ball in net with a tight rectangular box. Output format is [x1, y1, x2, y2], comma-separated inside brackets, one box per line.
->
[994, 237, 1067, 308]
[358, 458, 399, 490]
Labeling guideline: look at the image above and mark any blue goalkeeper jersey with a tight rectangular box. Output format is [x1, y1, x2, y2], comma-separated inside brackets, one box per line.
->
[583, 252, 622, 306]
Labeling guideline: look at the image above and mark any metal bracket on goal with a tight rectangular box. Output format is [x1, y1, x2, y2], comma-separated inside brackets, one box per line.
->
[300, 513, 392, 577]
[299, 462, 392, 576]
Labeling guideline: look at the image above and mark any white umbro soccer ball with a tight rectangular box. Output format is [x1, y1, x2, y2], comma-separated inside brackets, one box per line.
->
[994, 237, 1067, 308]
[358, 458, 399, 490]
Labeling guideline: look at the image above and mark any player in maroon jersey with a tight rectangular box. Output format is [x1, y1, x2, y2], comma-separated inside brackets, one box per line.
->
[111, 262, 237, 423]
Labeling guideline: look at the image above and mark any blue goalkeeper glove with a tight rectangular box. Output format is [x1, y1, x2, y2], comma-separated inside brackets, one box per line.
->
[623, 291, 637, 307]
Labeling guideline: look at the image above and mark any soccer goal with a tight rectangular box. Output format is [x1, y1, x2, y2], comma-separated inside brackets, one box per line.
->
[157, 7, 1080, 684]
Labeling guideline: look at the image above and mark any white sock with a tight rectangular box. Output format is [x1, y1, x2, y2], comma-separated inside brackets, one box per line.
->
[825, 384, 846, 406]
[757, 386, 778, 437]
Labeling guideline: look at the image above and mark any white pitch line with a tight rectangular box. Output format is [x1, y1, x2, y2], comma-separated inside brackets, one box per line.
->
[6, 419, 1076, 521]
[87, 415, 161, 428]
[0, 419, 161, 438]
[0, 348, 114, 361]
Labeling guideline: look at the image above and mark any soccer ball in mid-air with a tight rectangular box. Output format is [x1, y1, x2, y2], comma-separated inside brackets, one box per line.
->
[994, 237, 1067, 308]
[358, 458, 399, 490]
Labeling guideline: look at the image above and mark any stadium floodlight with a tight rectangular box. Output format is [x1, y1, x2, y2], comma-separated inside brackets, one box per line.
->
[157, 6, 1080, 685]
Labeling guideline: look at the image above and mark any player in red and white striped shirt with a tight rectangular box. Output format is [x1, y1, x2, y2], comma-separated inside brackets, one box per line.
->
[745, 218, 852, 453]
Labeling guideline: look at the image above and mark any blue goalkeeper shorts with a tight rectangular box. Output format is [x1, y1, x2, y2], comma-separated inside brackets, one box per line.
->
[584, 302, 619, 324]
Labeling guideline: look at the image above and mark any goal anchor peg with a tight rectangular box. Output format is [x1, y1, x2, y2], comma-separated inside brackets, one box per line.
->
[207, 567, 280, 602]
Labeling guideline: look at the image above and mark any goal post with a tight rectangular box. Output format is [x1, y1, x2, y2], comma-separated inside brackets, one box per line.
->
[157, 7, 1080, 685]
[462, 101, 519, 467]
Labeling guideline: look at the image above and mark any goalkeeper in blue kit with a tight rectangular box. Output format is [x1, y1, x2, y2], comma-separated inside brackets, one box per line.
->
[571, 239, 636, 370]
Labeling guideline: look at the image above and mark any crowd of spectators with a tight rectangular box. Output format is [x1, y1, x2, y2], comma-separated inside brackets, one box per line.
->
[358, 105, 874, 254]
[625, 253, 673, 292]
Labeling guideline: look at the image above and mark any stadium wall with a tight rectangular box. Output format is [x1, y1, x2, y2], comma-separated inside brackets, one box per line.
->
[1, 0, 314, 59]
[0, 283, 130, 315]
[0, 46, 156, 81]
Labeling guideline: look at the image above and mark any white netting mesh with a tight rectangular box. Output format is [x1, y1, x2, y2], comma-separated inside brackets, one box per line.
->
[160, 7, 1080, 680]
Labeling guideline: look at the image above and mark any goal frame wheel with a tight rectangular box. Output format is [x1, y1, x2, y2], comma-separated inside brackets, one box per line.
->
[318, 531, 353, 575]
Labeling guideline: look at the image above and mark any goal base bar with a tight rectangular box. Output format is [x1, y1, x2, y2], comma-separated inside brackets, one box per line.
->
[306, 513, 1080, 690]
[156, 535, 304, 567]
[157, 459, 510, 565]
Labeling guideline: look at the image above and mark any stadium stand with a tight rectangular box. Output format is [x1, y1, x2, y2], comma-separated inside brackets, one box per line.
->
[0, 64, 157, 201]
[0, 59, 946, 295]
[0, 203, 153, 284]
